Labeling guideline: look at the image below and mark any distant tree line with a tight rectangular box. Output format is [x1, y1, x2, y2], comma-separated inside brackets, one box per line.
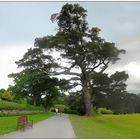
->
[68, 71, 140, 115]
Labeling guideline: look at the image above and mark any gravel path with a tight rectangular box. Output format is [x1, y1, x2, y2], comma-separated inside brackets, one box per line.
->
[0, 114, 76, 139]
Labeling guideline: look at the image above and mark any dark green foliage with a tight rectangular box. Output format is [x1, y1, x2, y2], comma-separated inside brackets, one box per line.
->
[93, 71, 140, 114]
[10, 69, 60, 107]
[53, 93, 69, 105]
[64, 108, 80, 115]
[68, 92, 85, 115]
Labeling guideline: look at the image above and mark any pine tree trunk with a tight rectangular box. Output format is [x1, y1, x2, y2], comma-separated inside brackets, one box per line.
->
[82, 81, 93, 116]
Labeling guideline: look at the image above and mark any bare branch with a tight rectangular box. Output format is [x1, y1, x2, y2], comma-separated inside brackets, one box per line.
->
[57, 61, 76, 71]
[99, 59, 111, 73]
[49, 71, 81, 76]
[38, 68, 48, 74]
[99, 65, 108, 73]
[67, 77, 81, 81]
[86, 59, 102, 73]
[69, 82, 82, 86]
[93, 59, 102, 69]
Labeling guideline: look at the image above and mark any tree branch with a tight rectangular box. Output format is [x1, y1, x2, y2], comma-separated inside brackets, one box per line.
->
[86, 62, 102, 71]
[67, 77, 81, 81]
[93, 59, 102, 69]
[49, 71, 81, 76]
[99, 59, 111, 73]
[62, 62, 76, 71]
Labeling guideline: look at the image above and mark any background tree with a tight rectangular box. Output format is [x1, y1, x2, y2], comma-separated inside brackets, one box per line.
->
[68, 91, 85, 115]
[9, 47, 69, 109]
[93, 71, 131, 114]
[34, 3, 125, 116]
[9, 69, 59, 106]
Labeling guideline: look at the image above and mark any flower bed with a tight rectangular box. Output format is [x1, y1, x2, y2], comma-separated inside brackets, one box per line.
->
[0, 110, 45, 116]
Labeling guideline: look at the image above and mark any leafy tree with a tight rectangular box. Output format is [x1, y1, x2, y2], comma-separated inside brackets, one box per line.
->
[10, 69, 59, 106]
[53, 93, 69, 105]
[93, 71, 130, 114]
[34, 3, 125, 115]
[9, 47, 70, 108]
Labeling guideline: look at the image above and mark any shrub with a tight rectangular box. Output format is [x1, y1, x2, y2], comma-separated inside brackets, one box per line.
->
[97, 108, 113, 114]
[1, 91, 14, 101]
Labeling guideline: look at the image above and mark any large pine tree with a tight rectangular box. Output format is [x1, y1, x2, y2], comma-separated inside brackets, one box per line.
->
[32, 3, 125, 115]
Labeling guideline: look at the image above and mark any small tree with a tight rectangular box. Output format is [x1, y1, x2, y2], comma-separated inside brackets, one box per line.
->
[9, 47, 70, 108]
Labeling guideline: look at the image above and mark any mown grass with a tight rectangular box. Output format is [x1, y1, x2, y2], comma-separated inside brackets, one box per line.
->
[0, 112, 54, 135]
[69, 114, 140, 138]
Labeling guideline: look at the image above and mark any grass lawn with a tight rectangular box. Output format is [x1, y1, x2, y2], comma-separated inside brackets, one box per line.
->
[0, 112, 54, 135]
[69, 114, 140, 138]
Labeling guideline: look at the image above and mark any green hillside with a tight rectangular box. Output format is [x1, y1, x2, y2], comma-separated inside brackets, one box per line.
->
[0, 100, 44, 111]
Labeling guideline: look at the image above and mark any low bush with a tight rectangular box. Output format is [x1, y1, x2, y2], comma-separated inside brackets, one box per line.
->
[97, 108, 113, 114]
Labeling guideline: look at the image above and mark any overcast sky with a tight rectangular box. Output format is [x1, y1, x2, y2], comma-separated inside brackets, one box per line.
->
[0, 2, 140, 94]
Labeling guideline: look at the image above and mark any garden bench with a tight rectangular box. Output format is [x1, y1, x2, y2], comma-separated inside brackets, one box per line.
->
[17, 115, 33, 130]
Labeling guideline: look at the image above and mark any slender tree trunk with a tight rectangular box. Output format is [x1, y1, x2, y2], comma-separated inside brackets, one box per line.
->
[33, 96, 37, 106]
[82, 80, 93, 116]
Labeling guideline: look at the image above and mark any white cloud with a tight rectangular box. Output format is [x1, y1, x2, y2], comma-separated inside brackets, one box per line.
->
[0, 43, 32, 89]
[106, 35, 140, 93]
[107, 61, 140, 91]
